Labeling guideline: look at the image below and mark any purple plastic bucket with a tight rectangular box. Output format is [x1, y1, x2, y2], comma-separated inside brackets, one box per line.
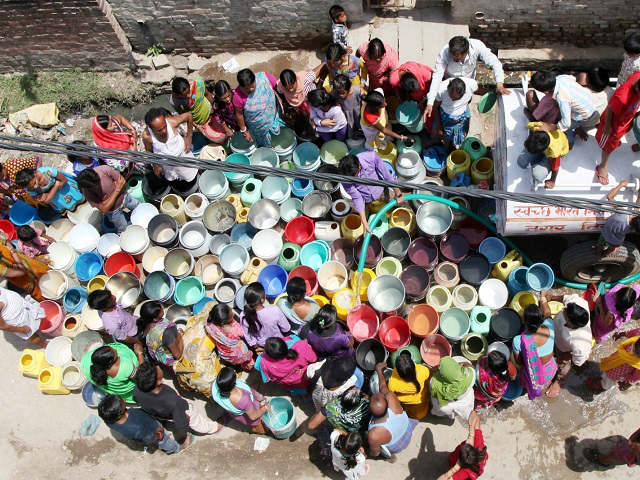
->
[407, 237, 439, 271]
[400, 265, 430, 302]
[439, 232, 470, 264]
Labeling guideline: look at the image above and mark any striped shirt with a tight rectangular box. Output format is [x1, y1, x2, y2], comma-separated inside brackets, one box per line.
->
[553, 75, 596, 130]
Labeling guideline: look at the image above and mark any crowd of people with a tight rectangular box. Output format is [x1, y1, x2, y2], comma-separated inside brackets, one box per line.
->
[1, 4, 640, 477]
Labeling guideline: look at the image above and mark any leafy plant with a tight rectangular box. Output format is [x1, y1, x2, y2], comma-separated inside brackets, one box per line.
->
[145, 44, 166, 57]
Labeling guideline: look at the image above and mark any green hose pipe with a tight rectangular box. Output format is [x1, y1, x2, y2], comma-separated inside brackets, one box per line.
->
[356, 194, 640, 290]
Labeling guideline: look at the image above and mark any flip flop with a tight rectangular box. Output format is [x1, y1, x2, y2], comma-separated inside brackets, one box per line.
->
[595, 165, 609, 185]
[545, 382, 561, 398]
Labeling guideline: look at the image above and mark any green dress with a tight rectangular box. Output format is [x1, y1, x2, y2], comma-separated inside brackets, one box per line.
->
[81, 342, 139, 403]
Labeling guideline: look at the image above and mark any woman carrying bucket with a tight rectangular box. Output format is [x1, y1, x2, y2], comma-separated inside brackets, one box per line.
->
[0, 286, 47, 347]
[212, 367, 271, 435]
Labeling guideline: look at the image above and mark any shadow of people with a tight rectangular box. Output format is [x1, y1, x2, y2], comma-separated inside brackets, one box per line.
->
[307, 436, 343, 480]
[564, 435, 621, 473]
[404, 428, 451, 480]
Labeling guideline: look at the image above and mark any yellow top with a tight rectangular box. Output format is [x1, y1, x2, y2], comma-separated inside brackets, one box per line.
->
[600, 336, 640, 372]
[388, 363, 431, 419]
[527, 122, 569, 158]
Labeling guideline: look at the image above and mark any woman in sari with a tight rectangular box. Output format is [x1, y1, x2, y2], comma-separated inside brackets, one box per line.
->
[206, 303, 254, 371]
[473, 350, 517, 410]
[588, 329, 640, 391]
[0, 233, 49, 301]
[211, 367, 271, 434]
[233, 68, 285, 147]
[513, 303, 557, 399]
[305, 305, 354, 360]
[81, 343, 143, 403]
[15, 166, 83, 213]
[0, 156, 40, 199]
[92, 114, 138, 172]
[277, 65, 324, 128]
[142, 302, 183, 368]
[430, 356, 476, 421]
[388, 352, 430, 420]
[171, 76, 228, 144]
[276, 276, 320, 334]
[588, 282, 640, 343]
[256, 336, 317, 393]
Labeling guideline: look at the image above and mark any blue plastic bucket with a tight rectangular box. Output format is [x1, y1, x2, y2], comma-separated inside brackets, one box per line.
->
[423, 145, 447, 175]
[257, 264, 288, 299]
[439, 308, 470, 342]
[63, 287, 88, 314]
[9, 200, 38, 226]
[174, 276, 206, 306]
[502, 375, 524, 401]
[74, 252, 104, 282]
[144, 271, 176, 302]
[230, 222, 257, 251]
[507, 266, 529, 294]
[293, 142, 321, 170]
[291, 178, 314, 198]
[262, 397, 297, 439]
[300, 240, 330, 272]
[478, 237, 506, 264]
[526, 263, 555, 291]
[193, 296, 214, 314]
[223, 153, 252, 185]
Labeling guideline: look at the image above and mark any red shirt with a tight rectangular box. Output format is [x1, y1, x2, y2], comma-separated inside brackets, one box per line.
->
[389, 61, 434, 102]
[449, 429, 487, 480]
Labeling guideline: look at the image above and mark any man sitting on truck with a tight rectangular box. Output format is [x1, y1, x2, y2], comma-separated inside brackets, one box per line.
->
[518, 121, 570, 189]
[598, 179, 640, 254]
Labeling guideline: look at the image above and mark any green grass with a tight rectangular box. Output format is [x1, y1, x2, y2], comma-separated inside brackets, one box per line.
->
[0, 70, 154, 116]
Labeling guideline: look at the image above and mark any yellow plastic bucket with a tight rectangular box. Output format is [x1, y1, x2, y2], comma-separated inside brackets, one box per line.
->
[19, 349, 49, 378]
[38, 366, 70, 395]
[332, 288, 358, 321]
[389, 207, 416, 235]
[160, 194, 187, 226]
[350, 268, 376, 302]
[446, 149, 471, 180]
[510, 291, 539, 319]
[240, 257, 267, 285]
[87, 275, 108, 293]
[491, 250, 523, 282]
[312, 294, 330, 307]
[471, 157, 494, 185]
[341, 214, 364, 241]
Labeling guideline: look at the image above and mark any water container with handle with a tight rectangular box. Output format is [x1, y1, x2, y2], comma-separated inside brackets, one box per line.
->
[241, 178, 263, 207]
[471, 157, 494, 185]
[38, 366, 70, 394]
[19, 349, 49, 378]
[461, 136, 487, 162]
[446, 149, 471, 180]
[470, 305, 491, 335]
[491, 250, 523, 281]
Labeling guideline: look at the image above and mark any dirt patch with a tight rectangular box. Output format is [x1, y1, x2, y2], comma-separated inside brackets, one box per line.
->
[63, 437, 117, 466]
[8, 432, 33, 458]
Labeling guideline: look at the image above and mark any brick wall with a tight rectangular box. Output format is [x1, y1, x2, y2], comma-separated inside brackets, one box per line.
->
[105, 0, 364, 55]
[451, 0, 640, 49]
[0, 0, 132, 73]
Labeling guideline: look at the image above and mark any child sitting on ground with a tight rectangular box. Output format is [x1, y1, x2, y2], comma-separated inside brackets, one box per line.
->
[330, 431, 368, 480]
[333, 74, 362, 140]
[16, 225, 52, 259]
[518, 122, 570, 189]
[338, 151, 403, 233]
[598, 179, 640, 254]
[617, 31, 640, 87]
[360, 89, 409, 151]
[308, 88, 349, 142]
[432, 77, 478, 150]
[98, 394, 181, 454]
[329, 4, 351, 53]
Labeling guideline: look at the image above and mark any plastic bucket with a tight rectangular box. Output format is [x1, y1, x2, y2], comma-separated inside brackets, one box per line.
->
[74, 252, 103, 282]
[193, 297, 214, 315]
[510, 291, 539, 319]
[184, 193, 209, 220]
[489, 308, 522, 344]
[291, 178, 314, 199]
[300, 240, 330, 271]
[319, 140, 349, 165]
[174, 276, 205, 306]
[104, 251, 139, 277]
[263, 397, 297, 439]
[355, 338, 388, 372]
[376, 256, 402, 278]
[461, 332, 488, 362]
[105, 272, 141, 308]
[378, 316, 411, 352]
[39, 270, 70, 301]
[9, 201, 38, 226]
[68, 223, 100, 253]
[194, 255, 223, 287]
[330, 238, 354, 269]
[48, 241, 77, 274]
[452, 283, 478, 312]
[439, 308, 471, 342]
[141, 246, 168, 274]
[347, 304, 379, 342]
[288, 265, 319, 296]
[526, 263, 555, 291]
[40, 300, 65, 336]
[162, 248, 194, 279]
[293, 142, 321, 171]
[209, 233, 232, 256]
[251, 147, 279, 168]
[261, 176, 291, 204]
[62, 287, 88, 314]
[230, 222, 257, 250]
[223, 153, 252, 186]
[416, 202, 452, 237]
[400, 265, 430, 301]
[97, 233, 121, 258]
[230, 130, 257, 156]
[257, 264, 288, 299]
[280, 198, 303, 223]
[407, 237, 439, 270]
[147, 214, 179, 248]
[478, 237, 506, 264]
[423, 145, 447, 176]
[478, 278, 509, 309]
[507, 266, 530, 294]
[408, 304, 439, 338]
[179, 220, 212, 258]
[144, 271, 176, 302]
[459, 253, 491, 286]
[45, 336, 73, 367]
[87, 275, 108, 293]
[80, 303, 103, 331]
[367, 275, 405, 314]
[0, 219, 16, 240]
[219, 243, 249, 278]
[61, 361, 86, 390]
[272, 128, 298, 162]
[203, 201, 237, 234]
[317, 261, 347, 299]
[120, 225, 150, 256]
[434, 261, 460, 289]
[252, 229, 283, 264]
[353, 235, 383, 268]
[440, 232, 470, 264]
[381, 227, 411, 261]
[130, 203, 159, 229]
[214, 278, 241, 305]
[426, 285, 453, 313]
[420, 334, 451, 367]
[350, 268, 375, 302]
[458, 217, 488, 250]
[332, 288, 357, 321]
[285, 216, 315, 246]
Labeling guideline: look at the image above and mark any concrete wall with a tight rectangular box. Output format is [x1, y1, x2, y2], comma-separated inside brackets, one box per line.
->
[0, 0, 132, 73]
[451, 0, 640, 49]
[106, 0, 364, 55]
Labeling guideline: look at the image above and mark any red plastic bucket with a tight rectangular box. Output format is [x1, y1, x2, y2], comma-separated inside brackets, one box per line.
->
[458, 217, 487, 249]
[288, 265, 318, 296]
[284, 216, 315, 245]
[104, 251, 140, 278]
[347, 304, 379, 341]
[378, 315, 411, 352]
[420, 333, 452, 367]
[0, 219, 17, 241]
[39, 300, 65, 337]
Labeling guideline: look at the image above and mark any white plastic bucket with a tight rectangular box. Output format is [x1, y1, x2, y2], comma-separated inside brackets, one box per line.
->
[219, 243, 249, 278]
[45, 336, 73, 367]
[67, 203, 103, 230]
[142, 246, 169, 273]
[184, 193, 209, 220]
[97, 233, 122, 258]
[47, 218, 75, 242]
[478, 278, 509, 310]
[251, 229, 283, 264]
[68, 223, 100, 254]
[179, 220, 212, 258]
[317, 261, 348, 299]
[130, 202, 159, 229]
[39, 270, 70, 300]
[48, 241, 77, 274]
[452, 284, 478, 313]
[61, 361, 87, 390]
[120, 225, 150, 256]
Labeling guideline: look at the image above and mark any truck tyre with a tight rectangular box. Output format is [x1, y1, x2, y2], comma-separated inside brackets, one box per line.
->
[560, 241, 640, 284]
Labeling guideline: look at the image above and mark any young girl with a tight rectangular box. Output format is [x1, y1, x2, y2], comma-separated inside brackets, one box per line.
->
[206, 303, 254, 371]
[589, 283, 640, 343]
[16, 225, 52, 259]
[239, 282, 290, 353]
[209, 80, 239, 136]
[360, 89, 409, 151]
[330, 431, 368, 480]
[439, 411, 488, 480]
[15, 166, 84, 213]
[308, 88, 348, 142]
[333, 74, 362, 139]
[67, 140, 101, 175]
[305, 305, 354, 360]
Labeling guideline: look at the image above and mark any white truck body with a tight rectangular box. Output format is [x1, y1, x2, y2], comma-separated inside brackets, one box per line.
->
[494, 89, 640, 235]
